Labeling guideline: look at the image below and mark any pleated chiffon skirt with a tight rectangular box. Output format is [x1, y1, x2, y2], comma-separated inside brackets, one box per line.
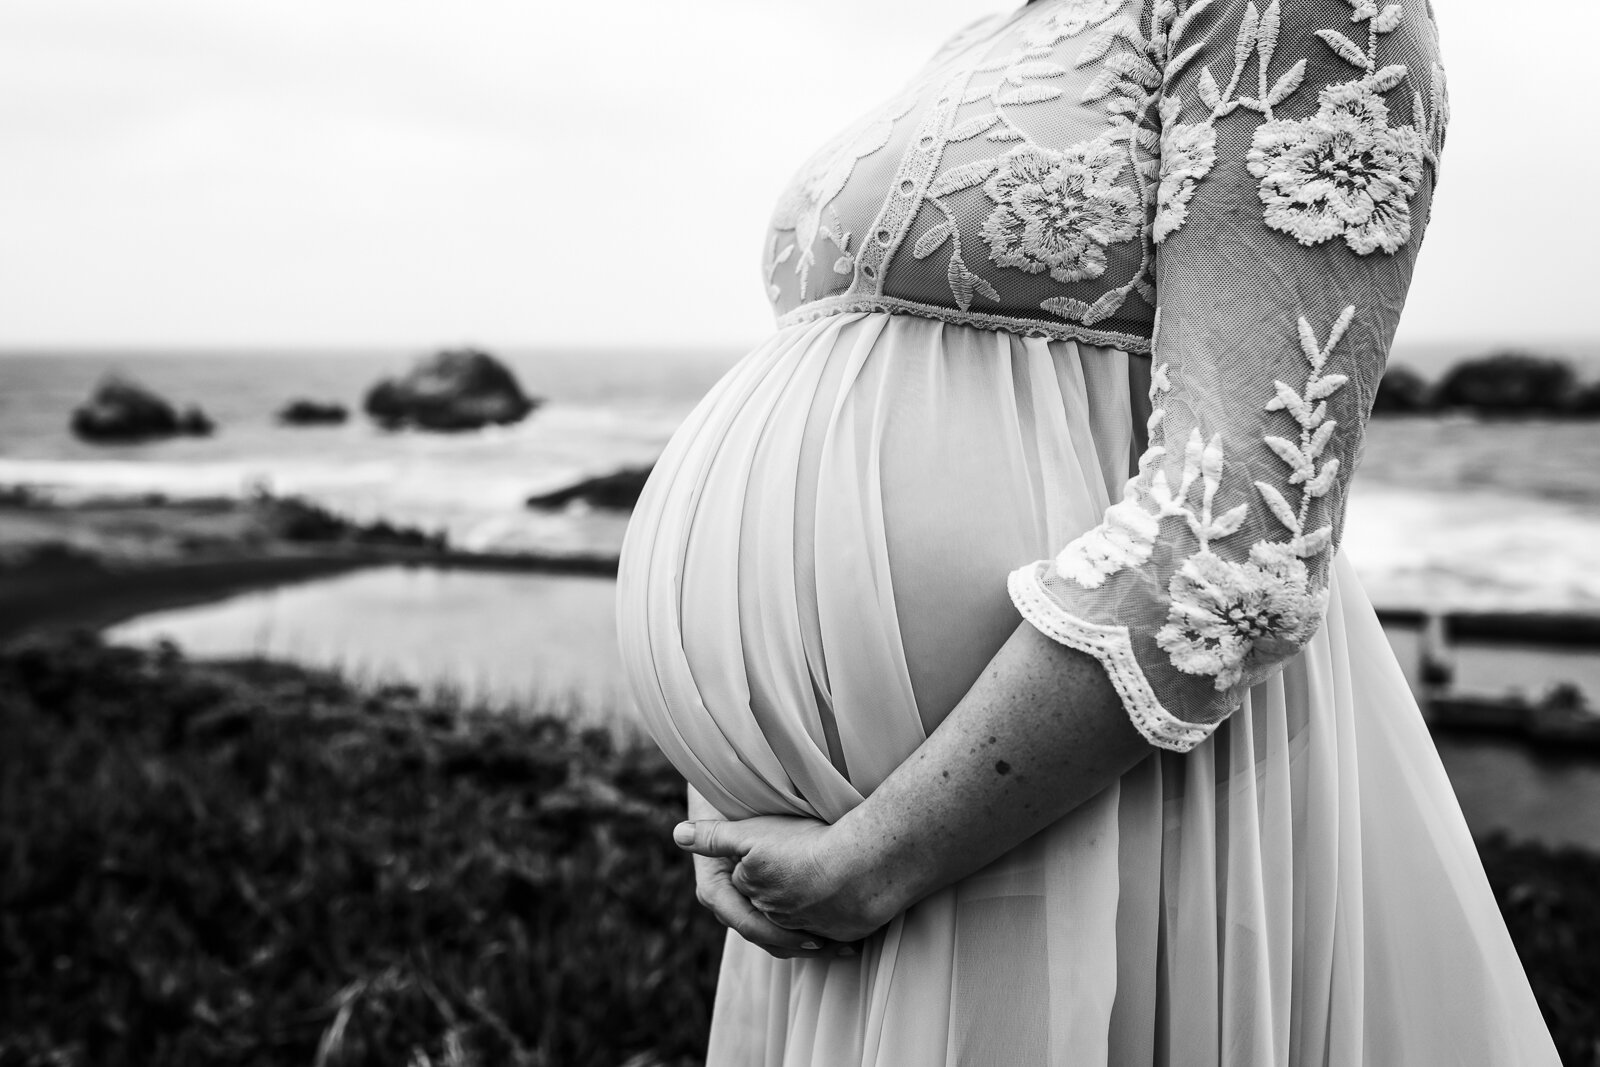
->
[615, 311, 1558, 1066]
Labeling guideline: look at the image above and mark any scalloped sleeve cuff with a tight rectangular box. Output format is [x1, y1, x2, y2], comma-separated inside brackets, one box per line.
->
[1007, 559, 1218, 754]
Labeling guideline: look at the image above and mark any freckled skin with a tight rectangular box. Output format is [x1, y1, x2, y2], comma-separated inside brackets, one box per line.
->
[679, 620, 1153, 945]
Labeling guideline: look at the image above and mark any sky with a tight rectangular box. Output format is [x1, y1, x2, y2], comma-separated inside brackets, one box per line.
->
[2, 0, 1596, 354]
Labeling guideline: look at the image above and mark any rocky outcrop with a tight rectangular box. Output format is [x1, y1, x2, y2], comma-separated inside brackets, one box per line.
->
[70, 375, 214, 443]
[526, 465, 654, 510]
[1433, 352, 1578, 416]
[1371, 365, 1431, 414]
[364, 348, 539, 431]
[276, 399, 349, 426]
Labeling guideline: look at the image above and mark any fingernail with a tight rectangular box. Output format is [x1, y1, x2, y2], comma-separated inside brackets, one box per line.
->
[801, 941, 820, 951]
[672, 822, 694, 846]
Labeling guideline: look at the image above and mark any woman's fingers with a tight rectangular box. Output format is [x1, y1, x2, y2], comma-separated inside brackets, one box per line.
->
[697, 866, 828, 958]
[673, 819, 745, 859]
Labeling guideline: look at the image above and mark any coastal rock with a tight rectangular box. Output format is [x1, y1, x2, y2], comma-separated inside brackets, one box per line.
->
[526, 465, 654, 510]
[276, 399, 349, 426]
[364, 348, 539, 431]
[70, 375, 215, 443]
[1371, 365, 1431, 414]
[1433, 352, 1577, 416]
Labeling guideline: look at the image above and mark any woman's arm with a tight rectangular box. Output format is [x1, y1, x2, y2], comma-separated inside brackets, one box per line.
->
[674, 620, 1148, 942]
[678, 0, 1447, 946]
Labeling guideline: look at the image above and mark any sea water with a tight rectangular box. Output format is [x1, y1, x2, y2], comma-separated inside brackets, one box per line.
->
[5, 345, 1600, 608]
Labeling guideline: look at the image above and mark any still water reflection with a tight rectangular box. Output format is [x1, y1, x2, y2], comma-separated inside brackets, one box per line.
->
[106, 565, 1600, 849]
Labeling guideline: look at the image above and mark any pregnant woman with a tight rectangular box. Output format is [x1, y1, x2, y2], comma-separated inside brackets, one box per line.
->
[617, 0, 1560, 1062]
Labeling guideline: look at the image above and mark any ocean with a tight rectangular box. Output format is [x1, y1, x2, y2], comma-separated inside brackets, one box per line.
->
[5, 342, 1600, 613]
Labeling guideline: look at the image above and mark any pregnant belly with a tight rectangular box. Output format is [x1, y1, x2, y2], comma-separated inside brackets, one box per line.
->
[616, 311, 1145, 821]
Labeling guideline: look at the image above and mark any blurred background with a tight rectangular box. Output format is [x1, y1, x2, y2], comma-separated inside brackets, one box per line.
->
[3, 1, 1598, 1064]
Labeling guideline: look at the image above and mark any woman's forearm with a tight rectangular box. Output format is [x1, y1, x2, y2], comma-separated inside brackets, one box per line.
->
[820, 618, 1154, 925]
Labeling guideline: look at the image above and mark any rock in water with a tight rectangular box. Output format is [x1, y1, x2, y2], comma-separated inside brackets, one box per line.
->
[277, 399, 350, 426]
[364, 348, 539, 431]
[526, 464, 655, 510]
[70, 375, 215, 442]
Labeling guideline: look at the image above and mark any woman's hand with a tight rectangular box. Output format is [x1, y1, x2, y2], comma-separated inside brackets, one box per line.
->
[674, 815, 899, 945]
[689, 844, 842, 960]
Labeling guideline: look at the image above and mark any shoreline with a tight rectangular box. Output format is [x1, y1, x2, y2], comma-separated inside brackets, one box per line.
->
[11, 539, 1600, 649]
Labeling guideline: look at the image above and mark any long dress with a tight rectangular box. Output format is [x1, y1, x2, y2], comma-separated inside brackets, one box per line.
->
[615, 0, 1562, 1063]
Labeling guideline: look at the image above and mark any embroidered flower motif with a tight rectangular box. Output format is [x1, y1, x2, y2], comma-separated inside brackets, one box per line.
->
[1155, 541, 1328, 691]
[1056, 493, 1161, 589]
[1024, 0, 1126, 47]
[980, 141, 1140, 283]
[1153, 118, 1216, 244]
[1246, 80, 1425, 255]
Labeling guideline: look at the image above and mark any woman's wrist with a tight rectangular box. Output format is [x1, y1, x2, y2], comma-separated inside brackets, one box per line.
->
[816, 793, 942, 930]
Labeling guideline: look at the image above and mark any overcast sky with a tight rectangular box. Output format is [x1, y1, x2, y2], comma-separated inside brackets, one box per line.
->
[2, 0, 1595, 353]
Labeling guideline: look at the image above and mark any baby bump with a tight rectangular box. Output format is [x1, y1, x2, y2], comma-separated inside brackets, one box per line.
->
[616, 311, 1146, 822]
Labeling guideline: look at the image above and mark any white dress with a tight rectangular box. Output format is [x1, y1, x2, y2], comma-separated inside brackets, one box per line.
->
[616, 0, 1561, 1063]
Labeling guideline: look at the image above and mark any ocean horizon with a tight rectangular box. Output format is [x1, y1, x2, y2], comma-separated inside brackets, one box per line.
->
[5, 341, 1600, 614]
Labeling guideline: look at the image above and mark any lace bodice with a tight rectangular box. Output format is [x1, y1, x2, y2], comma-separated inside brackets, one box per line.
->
[763, 0, 1448, 751]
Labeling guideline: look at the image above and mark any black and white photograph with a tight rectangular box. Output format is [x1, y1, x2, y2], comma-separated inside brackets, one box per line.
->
[1, 0, 1595, 1063]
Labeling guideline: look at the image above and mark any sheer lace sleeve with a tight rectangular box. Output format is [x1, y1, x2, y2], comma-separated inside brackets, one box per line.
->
[1006, 0, 1448, 752]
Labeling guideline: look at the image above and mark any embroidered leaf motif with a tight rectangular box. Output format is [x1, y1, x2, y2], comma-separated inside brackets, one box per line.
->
[1372, 3, 1403, 32]
[1107, 52, 1161, 88]
[1009, 61, 1069, 80]
[1257, 0, 1281, 70]
[913, 220, 954, 259]
[947, 113, 1001, 142]
[1316, 28, 1370, 69]
[928, 159, 997, 198]
[1041, 295, 1092, 321]
[947, 258, 999, 310]
[832, 256, 853, 275]
[1306, 458, 1340, 496]
[1367, 63, 1407, 93]
[1209, 502, 1250, 539]
[1294, 526, 1333, 556]
[1082, 68, 1122, 102]
[986, 126, 1026, 142]
[1264, 435, 1310, 478]
[1265, 58, 1306, 106]
[773, 244, 794, 266]
[1306, 373, 1348, 401]
[1076, 30, 1118, 68]
[1256, 480, 1302, 533]
[1234, 3, 1261, 73]
[948, 258, 977, 310]
[1197, 67, 1222, 110]
[1163, 41, 1207, 85]
[998, 84, 1066, 106]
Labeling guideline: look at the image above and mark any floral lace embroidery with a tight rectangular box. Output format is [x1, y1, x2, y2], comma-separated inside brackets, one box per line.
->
[1155, 0, 1444, 254]
[980, 139, 1141, 284]
[1054, 305, 1356, 690]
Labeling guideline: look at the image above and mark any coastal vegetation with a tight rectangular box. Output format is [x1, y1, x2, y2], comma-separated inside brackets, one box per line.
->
[1376, 351, 1600, 417]
[0, 634, 1595, 1065]
[0, 633, 723, 1067]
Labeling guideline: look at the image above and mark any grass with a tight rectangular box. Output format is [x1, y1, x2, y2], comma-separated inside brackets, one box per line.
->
[0, 633, 723, 1067]
[1, 634, 1596, 1065]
